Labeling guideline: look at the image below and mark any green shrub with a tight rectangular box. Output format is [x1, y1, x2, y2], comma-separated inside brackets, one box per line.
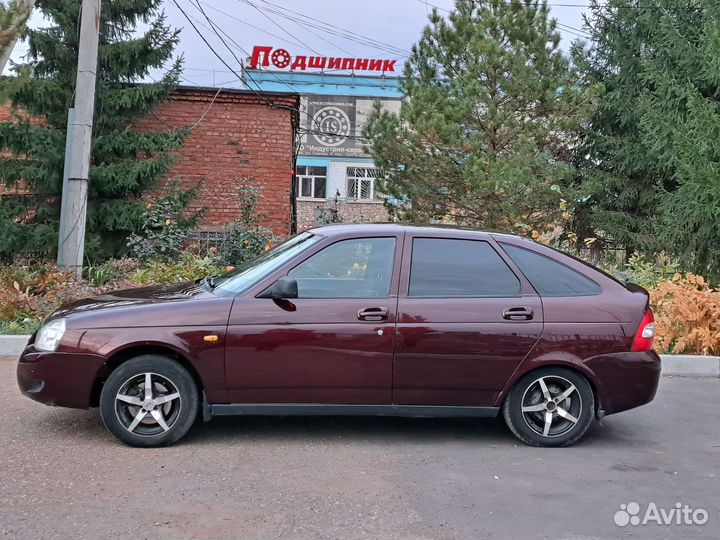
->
[127, 184, 204, 262]
[219, 181, 274, 266]
[600, 252, 680, 290]
[0, 318, 41, 335]
[84, 260, 120, 287]
[130, 252, 225, 285]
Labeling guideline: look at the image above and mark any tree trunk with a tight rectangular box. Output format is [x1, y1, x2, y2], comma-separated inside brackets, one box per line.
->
[0, 0, 35, 74]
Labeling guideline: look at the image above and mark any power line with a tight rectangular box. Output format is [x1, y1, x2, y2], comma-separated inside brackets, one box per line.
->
[256, 0, 358, 57]
[189, 4, 374, 134]
[190, 0, 245, 73]
[186, 1, 299, 94]
[419, 0, 699, 10]
[172, 0, 371, 142]
[190, 3, 321, 56]
[415, 0, 591, 38]
[194, 2, 399, 77]
[556, 22, 591, 38]
[171, 0, 282, 109]
[249, 0, 410, 55]
[230, 0, 412, 57]
[244, 0, 411, 56]
[248, 0, 323, 56]
[199, 2, 366, 67]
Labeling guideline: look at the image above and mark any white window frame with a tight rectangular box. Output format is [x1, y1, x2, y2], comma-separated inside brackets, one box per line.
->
[346, 166, 382, 202]
[297, 165, 328, 200]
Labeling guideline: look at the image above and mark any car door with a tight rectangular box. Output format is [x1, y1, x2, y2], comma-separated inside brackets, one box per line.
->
[393, 234, 543, 406]
[224, 233, 402, 404]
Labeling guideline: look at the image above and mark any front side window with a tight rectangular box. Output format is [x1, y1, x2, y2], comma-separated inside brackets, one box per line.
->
[213, 233, 320, 296]
[346, 167, 381, 201]
[409, 238, 521, 297]
[500, 243, 601, 297]
[297, 165, 327, 199]
[289, 237, 396, 298]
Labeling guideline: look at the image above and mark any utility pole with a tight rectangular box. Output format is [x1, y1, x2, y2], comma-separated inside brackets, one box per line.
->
[57, 0, 101, 275]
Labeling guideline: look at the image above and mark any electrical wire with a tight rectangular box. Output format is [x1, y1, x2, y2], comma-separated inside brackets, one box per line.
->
[173, 0, 373, 141]
[256, 0, 358, 57]
[230, 0, 411, 57]
[418, 0, 697, 10]
[556, 22, 592, 38]
[192, 4, 322, 56]
[414, 0, 592, 39]
[248, 0, 323, 56]
[186, 1, 299, 95]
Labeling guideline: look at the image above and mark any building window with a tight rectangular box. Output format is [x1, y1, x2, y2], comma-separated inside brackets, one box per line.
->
[297, 166, 327, 199]
[346, 167, 381, 201]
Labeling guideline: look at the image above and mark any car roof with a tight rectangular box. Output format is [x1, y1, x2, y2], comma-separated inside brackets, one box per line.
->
[306, 222, 528, 240]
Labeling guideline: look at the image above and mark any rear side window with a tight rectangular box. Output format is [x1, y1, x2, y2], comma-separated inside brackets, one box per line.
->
[501, 243, 601, 297]
[409, 238, 521, 297]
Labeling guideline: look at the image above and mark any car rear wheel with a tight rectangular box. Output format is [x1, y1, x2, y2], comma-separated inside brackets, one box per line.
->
[99, 355, 198, 447]
[502, 367, 594, 447]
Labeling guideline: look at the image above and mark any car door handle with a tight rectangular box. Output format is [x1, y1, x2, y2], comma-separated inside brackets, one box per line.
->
[503, 306, 534, 320]
[358, 307, 389, 321]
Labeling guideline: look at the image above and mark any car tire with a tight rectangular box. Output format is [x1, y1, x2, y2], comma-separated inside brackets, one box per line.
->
[502, 367, 595, 447]
[99, 355, 199, 447]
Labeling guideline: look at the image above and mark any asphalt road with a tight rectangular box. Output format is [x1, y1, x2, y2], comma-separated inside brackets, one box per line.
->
[1, 356, 718, 540]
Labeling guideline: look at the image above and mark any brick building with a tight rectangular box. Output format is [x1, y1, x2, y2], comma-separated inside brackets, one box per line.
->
[0, 86, 300, 238]
[2, 74, 405, 239]
[137, 86, 299, 237]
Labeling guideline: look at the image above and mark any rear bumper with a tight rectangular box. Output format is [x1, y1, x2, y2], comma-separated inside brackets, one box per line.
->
[583, 350, 661, 416]
[17, 346, 106, 409]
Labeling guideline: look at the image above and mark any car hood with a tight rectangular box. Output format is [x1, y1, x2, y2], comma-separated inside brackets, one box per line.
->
[50, 282, 233, 329]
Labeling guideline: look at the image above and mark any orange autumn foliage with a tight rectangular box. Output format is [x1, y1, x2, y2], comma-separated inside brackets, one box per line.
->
[650, 274, 720, 356]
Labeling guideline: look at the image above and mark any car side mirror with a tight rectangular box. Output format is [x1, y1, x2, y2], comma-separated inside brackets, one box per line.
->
[263, 276, 298, 300]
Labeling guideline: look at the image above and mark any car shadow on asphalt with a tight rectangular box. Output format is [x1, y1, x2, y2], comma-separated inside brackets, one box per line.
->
[184, 415, 518, 446]
[28, 405, 646, 449]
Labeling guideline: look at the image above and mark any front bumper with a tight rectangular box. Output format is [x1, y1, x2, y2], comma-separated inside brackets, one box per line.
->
[17, 345, 106, 409]
[583, 350, 661, 416]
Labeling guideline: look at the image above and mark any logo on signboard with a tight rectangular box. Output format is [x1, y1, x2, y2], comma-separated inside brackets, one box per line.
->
[312, 106, 351, 147]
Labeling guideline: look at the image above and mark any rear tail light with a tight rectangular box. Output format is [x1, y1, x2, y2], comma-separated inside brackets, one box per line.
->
[631, 309, 655, 352]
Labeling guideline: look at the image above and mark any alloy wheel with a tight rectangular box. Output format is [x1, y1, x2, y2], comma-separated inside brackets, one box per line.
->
[114, 372, 182, 436]
[520, 375, 582, 438]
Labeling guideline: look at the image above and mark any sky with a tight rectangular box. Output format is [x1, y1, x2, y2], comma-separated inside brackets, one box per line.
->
[5, 0, 590, 85]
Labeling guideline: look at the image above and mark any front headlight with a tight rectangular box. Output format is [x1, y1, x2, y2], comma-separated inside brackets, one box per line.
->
[35, 318, 66, 352]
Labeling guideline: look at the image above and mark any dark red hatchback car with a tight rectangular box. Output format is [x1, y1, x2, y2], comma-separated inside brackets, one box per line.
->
[18, 224, 660, 447]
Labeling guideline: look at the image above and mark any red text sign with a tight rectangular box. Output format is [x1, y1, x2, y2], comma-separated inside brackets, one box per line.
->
[249, 46, 397, 72]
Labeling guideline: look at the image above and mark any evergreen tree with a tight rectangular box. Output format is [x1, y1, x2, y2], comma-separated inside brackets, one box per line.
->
[0, 0, 186, 261]
[578, 0, 720, 274]
[365, 0, 593, 234]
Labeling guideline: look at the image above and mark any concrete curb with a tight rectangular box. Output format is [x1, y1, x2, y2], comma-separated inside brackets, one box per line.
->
[0, 335, 30, 358]
[0, 335, 718, 377]
[660, 354, 720, 377]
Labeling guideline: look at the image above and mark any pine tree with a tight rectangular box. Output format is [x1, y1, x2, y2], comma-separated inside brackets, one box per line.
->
[577, 0, 720, 274]
[364, 0, 593, 234]
[0, 0, 186, 261]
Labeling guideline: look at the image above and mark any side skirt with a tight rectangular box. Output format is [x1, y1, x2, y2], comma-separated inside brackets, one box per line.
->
[209, 403, 500, 418]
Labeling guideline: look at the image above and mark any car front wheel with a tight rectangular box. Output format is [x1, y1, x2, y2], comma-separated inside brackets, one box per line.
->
[503, 367, 595, 447]
[99, 355, 199, 447]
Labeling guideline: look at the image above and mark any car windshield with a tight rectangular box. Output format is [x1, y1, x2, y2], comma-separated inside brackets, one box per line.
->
[212, 232, 320, 296]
